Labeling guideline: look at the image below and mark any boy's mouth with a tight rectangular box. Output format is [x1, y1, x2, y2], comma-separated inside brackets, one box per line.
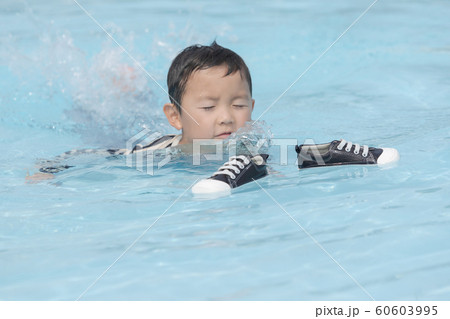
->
[215, 132, 232, 139]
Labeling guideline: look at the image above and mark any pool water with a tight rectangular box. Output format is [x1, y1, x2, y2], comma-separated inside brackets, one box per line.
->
[1, 0, 450, 300]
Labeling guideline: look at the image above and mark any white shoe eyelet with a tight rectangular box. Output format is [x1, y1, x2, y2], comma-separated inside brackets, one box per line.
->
[345, 147, 351, 152]
[354, 150, 359, 155]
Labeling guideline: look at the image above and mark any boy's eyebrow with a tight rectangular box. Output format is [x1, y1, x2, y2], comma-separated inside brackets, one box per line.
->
[198, 93, 251, 101]
[232, 94, 251, 99]
[199, 96, 220, 101]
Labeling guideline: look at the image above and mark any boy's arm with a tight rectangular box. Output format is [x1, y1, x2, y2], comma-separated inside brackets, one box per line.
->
[25, 148, 128, 182]
[25, 134, 180, 182]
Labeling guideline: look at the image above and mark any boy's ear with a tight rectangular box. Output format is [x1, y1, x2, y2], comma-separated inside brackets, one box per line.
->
[251, 99, 255, 111]
[163, 103, 182, 130]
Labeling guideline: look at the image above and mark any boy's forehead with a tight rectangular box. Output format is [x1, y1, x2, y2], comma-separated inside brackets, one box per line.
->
[185, 65, 250, 93]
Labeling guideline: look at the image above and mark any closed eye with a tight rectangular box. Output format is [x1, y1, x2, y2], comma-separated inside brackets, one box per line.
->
[233, 104, 248, 108]
[201, 106, 215, 111]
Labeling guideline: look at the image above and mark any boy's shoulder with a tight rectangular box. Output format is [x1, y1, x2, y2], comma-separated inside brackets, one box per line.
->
[132, 134, 182, 152]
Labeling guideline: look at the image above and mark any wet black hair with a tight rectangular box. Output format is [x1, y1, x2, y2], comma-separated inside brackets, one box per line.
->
[167, 41, 252, 113]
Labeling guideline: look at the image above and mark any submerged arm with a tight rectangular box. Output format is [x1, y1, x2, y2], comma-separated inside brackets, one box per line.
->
[25, 148, 128, 182]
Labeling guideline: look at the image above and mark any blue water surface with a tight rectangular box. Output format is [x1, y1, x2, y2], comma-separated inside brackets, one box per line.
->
[1, 0, 450, 300]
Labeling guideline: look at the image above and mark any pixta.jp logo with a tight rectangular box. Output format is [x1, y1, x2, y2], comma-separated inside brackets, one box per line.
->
[126, 129, 326, 176]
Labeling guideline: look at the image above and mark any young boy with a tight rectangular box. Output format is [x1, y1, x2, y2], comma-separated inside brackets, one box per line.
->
[28, 41, 399, 191]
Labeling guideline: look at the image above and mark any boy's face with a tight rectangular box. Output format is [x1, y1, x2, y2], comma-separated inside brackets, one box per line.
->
[164, 65, 254, 145]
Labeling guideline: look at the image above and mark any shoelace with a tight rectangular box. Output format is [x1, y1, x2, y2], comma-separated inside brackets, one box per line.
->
[337, 139, 369, 157]
[212, 155, 250, 180]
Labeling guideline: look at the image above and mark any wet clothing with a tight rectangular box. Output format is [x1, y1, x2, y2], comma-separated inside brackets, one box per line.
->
[39, 134, 182, 174]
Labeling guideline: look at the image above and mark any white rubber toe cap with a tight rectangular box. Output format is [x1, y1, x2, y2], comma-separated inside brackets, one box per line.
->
[377, 148, 400, 165]
[192, 179, 232, 194]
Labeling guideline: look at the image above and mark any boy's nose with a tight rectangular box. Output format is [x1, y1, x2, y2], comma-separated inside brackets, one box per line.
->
[217, 107, 234, 125]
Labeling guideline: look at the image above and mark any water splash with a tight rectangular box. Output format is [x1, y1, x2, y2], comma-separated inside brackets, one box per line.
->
[225, 120, 273, 155]
[2, 27, 170, 147]
[65, 42, 166, 147]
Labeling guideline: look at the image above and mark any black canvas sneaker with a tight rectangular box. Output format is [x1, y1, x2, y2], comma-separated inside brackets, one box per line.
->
[192, 154, 269, 194]
[295, 139, 399, 169]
